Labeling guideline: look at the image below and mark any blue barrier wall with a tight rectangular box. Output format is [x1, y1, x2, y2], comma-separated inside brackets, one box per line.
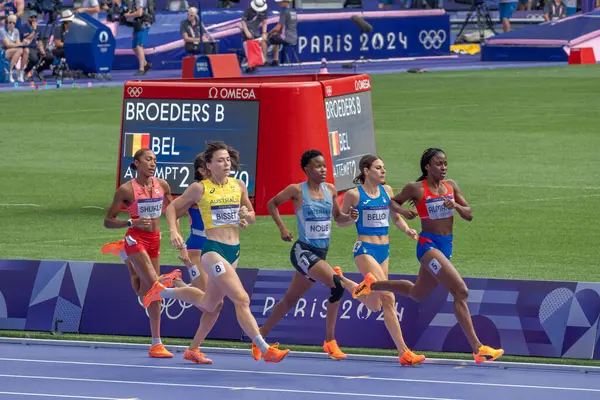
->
[2, 259, 600, 359]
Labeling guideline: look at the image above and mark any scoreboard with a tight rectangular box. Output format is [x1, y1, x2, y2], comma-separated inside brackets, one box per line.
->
[117, 74, 376, 215]
[119, 97, 259, 196]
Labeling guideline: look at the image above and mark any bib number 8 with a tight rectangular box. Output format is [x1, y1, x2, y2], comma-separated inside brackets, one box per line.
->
[212, 261, 226, 277]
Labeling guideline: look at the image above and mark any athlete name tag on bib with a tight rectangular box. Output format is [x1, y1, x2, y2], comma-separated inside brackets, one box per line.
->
[363, 206, 389, 228]
[137, 198, 163, 219]
[426, 198, 454, 220]
[305, 218, 332, 240]
[211, 204, 240, 226]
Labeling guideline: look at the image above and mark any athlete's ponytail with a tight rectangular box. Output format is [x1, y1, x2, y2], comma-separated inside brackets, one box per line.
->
[353, 154, 381, 185]
[193, 152, 206, 181]
[417, 148, 445, 181]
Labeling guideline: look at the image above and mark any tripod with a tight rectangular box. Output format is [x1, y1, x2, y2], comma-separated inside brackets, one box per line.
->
[454, 0, 497, 45]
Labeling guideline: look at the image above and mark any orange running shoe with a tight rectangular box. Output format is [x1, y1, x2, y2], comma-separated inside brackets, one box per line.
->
[143, 281, 166, 308]
[251, 342, 262, 361]
[333, 266, 344, 278]
[149, 343, 173, 358]
[101, 240, 125, 258]
[352, 273, 377, 299]
[323, 340, 346, 360]
[263, 343, 290, 363]
[184, 348, 213, 364]
[473, 345, 504, 364]
[158, 269, 182, 288]
[399, 349, 426, 366]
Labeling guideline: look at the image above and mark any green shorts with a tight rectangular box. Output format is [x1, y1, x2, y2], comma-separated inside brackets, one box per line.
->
[202, 239, 240, 265]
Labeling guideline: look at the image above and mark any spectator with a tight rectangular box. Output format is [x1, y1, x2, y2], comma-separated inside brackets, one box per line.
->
[267, 0, 297, 66]
[0, 0, 25, 29]
[241, 0, 267, 64]
[544, 0, 567, 20]
[75, 0, 101, 20]
[19, 9, 46, 81]
[564, 0, 576, 16]
[1, 14, 29, 82]
[498, 0, 518, 32]
[52, 9, 74, 60]
[180, 7, 209, 54]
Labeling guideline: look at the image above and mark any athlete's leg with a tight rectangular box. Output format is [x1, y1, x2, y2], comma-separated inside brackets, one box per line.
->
[353, 255, 386, 311]
[306, 260, 371, 309]
[200, 251, 289, 362]
[419, 249, 481, 351]
[126, 260, 142, 294]
[187, 250, 224, 353]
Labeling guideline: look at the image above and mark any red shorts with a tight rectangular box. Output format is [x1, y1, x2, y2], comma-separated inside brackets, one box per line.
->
[124, 228, 161, 259]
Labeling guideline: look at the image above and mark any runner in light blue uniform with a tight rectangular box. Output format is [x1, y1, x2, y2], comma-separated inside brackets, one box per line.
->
[253, 149, 370, 361]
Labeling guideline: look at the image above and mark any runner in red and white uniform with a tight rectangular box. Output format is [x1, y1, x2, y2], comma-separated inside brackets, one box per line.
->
[103, 148, 181, 358]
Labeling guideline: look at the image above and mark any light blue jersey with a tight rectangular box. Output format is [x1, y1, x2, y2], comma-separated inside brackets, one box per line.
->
[296, 182, 333, 250]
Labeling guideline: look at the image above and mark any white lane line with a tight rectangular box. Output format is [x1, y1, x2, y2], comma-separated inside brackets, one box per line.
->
[0, 374, 462, 400]
[0, 204, 41, 207]
[0, 358, 598, 393]
[0, 391, 136, 399]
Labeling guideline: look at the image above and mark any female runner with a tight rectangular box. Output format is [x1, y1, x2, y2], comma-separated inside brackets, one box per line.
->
[253, 149, 363, 361]
[339, 154, 425, 366]
[103, 148, 181, 358]
[143, 141, 290, 363]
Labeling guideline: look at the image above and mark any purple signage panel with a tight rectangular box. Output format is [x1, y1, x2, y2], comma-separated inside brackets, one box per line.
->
[248, 270, 600, 359]
[79, 263, 259, 340]
[0, 260, 40, 330]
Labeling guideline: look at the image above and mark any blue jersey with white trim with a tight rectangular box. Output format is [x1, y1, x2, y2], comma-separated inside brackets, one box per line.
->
[355, 185, 390, 237]
[188, 207, 205, 237]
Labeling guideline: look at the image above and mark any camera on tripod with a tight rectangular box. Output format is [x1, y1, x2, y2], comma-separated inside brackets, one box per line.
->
[27, 0, 62, 20]
[106, 2, 130, 24]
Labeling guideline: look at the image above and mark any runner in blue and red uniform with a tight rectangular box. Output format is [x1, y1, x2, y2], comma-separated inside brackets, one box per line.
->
[352, 148, 504, 364]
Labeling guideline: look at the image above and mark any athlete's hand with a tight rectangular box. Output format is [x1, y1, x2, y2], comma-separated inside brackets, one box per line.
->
[398, 207, 418, 220]
[238, 206, 249, 219]
[133, 217, 152, 231]
[178, 248, 193, 267]
[170, 230, 186, 250]
[349, 207, 359, 222]
[239, 219, 249, 229]
[443, 196, 456, 210]
[405, 228, 419, 241]
[280, 227, 293, 242]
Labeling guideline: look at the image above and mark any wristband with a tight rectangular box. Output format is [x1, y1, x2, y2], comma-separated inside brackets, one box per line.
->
[127, 219, 133, 227]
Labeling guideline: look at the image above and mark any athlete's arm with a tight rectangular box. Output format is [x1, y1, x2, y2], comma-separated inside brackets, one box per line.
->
[336, 187, 359, 227]
[159, 179, 181, 232]
[445, 179, 472, 221]
[328, 183, 357, 226]
[384, 185, 418, 240]
[104, 185, 131, 229]
[166, 182, 204, 248]
[390, 183, 419, 220]
[238, 179, 256, 225]
[266, 184, 299, 242]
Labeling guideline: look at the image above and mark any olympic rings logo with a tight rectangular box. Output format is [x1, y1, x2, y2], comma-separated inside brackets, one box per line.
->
[137, 297, 194, 320]
[418, 30, 447, 50]
[128, 86, 143, 97]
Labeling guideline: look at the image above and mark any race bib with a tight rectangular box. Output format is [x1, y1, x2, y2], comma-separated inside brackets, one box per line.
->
[211, 204, 240, 226]
[137, 197, 163, 219]
[425, 197, 454, 220]
[362, 207, 389, 228]
[305, 219, 332, 240]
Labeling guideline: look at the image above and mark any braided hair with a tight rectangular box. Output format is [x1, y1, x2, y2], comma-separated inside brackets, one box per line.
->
[417, 148, 445, 182]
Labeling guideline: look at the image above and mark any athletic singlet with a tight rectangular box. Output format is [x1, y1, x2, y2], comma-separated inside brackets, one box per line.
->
[355, 185, 390, 236]
[188, 207, 205, 237]
[296, 182, 333, 249]
[127, 177, 165, 219]
[415, 180, 455, 221]
[198, 177, 241, 230]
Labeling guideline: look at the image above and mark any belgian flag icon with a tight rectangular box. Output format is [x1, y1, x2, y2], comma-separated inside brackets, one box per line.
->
[124, 133, 150, 157]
